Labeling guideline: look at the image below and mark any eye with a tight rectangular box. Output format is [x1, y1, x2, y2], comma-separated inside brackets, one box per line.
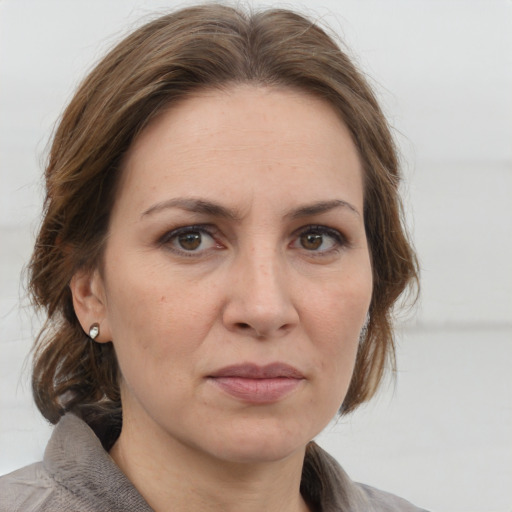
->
[159, 225, 220, 255]
[291, 225, 346, 253]
[177, 231, 203, 251]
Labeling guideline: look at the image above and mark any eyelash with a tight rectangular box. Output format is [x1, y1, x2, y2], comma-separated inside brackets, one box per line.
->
[293, 225, 349, 255]
[157, 224, 348, 257]
[157, 224, 220, 257]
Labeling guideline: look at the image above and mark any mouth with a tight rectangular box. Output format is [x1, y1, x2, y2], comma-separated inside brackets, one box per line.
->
[207, 363, 305, 404]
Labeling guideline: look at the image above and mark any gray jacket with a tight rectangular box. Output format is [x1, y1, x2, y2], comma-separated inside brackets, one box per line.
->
[0, 414, 428, 511]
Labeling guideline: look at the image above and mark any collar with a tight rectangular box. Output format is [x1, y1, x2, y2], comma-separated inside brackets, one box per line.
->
[43, 414, 152, 511]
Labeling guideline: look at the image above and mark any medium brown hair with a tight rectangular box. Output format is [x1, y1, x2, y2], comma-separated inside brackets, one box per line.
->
[29, 4, 418, 439]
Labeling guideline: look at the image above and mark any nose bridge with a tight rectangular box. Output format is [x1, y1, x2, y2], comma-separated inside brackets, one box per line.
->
[223, 235, 297, 337]
[246, 241, 283, 301]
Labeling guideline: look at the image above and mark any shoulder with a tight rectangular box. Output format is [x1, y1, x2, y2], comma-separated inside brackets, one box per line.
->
[0, 462, 68, 512]
[304, 442, 429, 512]
[0, 414, 152, 512]
[357, 482, 429, 512]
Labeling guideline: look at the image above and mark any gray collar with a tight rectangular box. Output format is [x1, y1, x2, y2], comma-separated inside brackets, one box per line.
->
[43, 414, 152, 511]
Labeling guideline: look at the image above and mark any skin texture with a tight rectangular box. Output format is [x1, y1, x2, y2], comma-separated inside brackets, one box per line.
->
[71, 86, 373, 512]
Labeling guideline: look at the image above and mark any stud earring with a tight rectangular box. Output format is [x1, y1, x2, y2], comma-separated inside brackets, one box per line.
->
[89, 323, 100, 340]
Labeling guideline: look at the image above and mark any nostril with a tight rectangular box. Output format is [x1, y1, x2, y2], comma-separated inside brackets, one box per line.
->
[235, 322, 251, 330]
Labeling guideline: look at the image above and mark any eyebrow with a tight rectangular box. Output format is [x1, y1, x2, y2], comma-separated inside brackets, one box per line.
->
[141, 197, 360, 221]
[287, 199, 360, 219]
[141, 198, 242, 221]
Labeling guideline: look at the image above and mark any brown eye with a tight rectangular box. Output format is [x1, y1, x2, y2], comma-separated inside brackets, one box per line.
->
[300, 233, 323, 250]
[178, 232, 202, 250]
[159, 225, 218, 255]
[291, 225, 345, 254]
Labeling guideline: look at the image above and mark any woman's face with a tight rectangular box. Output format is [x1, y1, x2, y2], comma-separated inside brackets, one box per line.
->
[81, 86, 372, 463]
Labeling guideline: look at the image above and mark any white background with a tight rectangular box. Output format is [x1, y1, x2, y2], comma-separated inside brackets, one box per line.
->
[1, 1, 511, 510]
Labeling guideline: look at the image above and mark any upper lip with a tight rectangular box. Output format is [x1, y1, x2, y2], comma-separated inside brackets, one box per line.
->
[208, 362, 304, 379]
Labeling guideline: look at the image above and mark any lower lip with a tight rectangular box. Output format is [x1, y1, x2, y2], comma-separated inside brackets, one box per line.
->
[209, 377, 303, 403]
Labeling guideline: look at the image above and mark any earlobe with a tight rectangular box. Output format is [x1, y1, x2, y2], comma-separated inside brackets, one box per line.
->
[70, 268, 112, 343]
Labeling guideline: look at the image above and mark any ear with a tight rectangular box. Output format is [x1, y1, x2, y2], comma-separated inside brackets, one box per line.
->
[70, 268, 112, 343]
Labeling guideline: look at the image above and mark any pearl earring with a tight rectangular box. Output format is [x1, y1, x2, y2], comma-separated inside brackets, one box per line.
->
[89, 323, 100, 340]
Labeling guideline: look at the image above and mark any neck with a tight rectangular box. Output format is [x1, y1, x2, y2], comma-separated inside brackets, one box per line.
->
[109, 413, 310, 512]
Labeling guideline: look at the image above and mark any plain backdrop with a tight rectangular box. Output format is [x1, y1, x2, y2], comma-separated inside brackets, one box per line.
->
[1, 1, 511, 511]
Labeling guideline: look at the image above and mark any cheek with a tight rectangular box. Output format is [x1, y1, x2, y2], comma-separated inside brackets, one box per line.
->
[308, 270, 372, 337]
[306, 266, 372, 383]
[101, 259, 227, 398]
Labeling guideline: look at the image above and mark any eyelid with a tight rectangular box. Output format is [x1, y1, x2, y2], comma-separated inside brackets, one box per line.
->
[158, 224, 213, 242]
[158, 224, 222, 256]
[292, 224, 350, 252]
[296, 224, 346, 240]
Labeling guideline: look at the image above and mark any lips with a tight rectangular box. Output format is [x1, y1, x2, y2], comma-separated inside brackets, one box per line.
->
[209, 362, 304, 379]
[208, 363, 305, 404]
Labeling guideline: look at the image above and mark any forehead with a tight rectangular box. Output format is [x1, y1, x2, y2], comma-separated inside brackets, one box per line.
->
[116, 85, 364, 215]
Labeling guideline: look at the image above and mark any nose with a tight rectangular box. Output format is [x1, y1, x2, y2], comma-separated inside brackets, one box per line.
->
[221, 245, 299, 339]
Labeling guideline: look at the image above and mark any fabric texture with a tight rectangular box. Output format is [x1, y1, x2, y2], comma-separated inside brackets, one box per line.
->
[0, 414, 428, 511]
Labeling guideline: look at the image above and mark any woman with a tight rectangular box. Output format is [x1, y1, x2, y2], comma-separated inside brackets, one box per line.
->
[0, 4, 424, 511]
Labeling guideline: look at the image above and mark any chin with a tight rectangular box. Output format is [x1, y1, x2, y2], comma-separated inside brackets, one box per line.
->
[215, 441, 306, 465]
[203, 419, 314, 465]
